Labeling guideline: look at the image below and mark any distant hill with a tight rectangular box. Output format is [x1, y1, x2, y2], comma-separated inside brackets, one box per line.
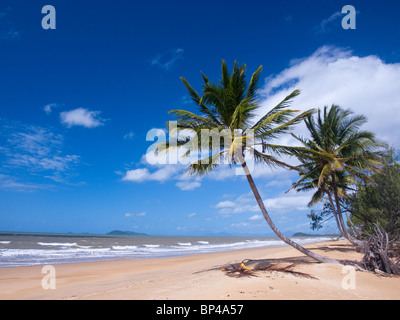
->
[106, 230, 148, 236]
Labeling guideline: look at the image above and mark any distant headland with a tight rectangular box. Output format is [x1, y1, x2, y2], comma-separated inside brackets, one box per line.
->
[106, 230, 148, 236]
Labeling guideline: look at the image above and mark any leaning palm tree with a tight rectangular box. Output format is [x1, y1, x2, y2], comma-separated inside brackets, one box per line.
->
[291, 162, 354, 237]
[164, 60, 338, 263]
[289, 105, 385, 247]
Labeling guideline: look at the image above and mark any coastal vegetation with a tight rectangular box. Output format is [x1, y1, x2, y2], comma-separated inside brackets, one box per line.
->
[287, 105, 399, 274]
[287, 105, 385, 248]
[305, 147, 400, 274]
[349, 148, 400, 239]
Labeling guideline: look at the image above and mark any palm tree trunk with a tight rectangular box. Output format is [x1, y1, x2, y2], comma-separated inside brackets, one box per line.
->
[330, 174, 366, 249]
[326, 192, 344, 236]
[241, 161, 339, 264]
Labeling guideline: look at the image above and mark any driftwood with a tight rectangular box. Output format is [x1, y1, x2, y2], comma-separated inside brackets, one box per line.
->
[361, 226, 400, 276]
[222, 259, 318, 280]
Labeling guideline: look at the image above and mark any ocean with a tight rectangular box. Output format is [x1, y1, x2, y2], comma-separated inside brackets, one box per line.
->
[0, 232, 335, 268]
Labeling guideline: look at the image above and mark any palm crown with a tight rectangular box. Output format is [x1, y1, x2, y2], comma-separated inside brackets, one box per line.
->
[168, 60, 314, 175]
[290, 105, 385, 198]
[288, 105, 386, 245]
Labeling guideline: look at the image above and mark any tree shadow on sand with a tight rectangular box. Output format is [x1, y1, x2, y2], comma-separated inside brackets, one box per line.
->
[306, 243, 356, 254]
[199, 257, 319, 280]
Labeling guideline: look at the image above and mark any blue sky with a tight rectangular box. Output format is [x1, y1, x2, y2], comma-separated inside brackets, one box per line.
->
[1, 0, 400, 236]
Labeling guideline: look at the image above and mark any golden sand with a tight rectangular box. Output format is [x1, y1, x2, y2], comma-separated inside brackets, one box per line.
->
[0, 240, 399, 300]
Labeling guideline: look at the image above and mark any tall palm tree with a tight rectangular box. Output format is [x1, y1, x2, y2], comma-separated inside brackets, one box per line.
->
[164, 60, 338, 264]
[289, 105, 385, 246]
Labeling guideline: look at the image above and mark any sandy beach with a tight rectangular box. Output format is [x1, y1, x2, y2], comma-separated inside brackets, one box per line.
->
[0, 239, 399, 300]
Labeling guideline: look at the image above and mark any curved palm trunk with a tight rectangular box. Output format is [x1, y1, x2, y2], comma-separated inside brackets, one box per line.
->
[241, 161, 339, 264]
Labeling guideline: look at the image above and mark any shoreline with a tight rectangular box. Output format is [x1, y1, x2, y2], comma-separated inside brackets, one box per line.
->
[0, 234, 335, 268]
[0, 239, 399, 300]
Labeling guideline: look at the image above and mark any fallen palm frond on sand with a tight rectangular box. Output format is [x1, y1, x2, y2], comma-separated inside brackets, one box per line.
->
[221, 259, 318, 280]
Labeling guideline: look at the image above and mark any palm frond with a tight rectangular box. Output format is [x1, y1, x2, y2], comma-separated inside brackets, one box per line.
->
[251, 90, 301, 131]
[246, 65, 263, 102]
[256, 109, 316, 140]
[253, 149, 300, 171]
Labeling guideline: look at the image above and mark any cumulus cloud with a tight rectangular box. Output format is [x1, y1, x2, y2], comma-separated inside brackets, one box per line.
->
[121, 151, 202, 190]
[215, 201, 236, 209]
[122, 165, 182, 183]
[175, 180, 201, 191]
[60, 108, 105, 128]
[123, 46, 400, 198]
[259, 46, 400, 148]
[122, 168, 151, 182]
[214, 190, 313, 216]
[121, 163, 202, 191]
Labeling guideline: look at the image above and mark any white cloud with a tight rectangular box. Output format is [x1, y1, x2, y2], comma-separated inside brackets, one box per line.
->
[0, 28, 20, 41]
[0, 120, 81, 189]
[263, 191, 311, 212]
[0, 8, 20, 40]
[122, 168, 151, 182]
[259, 46, 400, 148]
[60, 108, 105, 128]
[121, 165, 183, 183]
[215, 200, 236, 209]
[230, 222, 250, 228]
[188, 212, 197, 218]
[175, 180, 201, 191]
[151, 48, 184, 70]
[315, 11, 342, 34]
[0, 174, 47, 192]
[121, 155, 202, 190]
[249, 214, 263, 221]
[123, 46, 400, 197]
[1, 123, 80, 173]
[214, 195, 259, 215]
[124, 131, 134, 140]
[43, 103, 59, 114]
[214, 190, 312, 216]
[151, 165, 181, 182]
[125, 212, 147, 218]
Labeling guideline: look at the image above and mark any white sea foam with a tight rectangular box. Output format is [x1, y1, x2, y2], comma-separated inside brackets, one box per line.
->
[177, 242, 192, 246]
[0, 236, 335, 268]
[112, 245, 138, 250]
[38, 242, 78, 247]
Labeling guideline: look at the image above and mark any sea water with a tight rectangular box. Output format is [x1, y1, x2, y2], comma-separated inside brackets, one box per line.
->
[0, 232, 334, 268]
